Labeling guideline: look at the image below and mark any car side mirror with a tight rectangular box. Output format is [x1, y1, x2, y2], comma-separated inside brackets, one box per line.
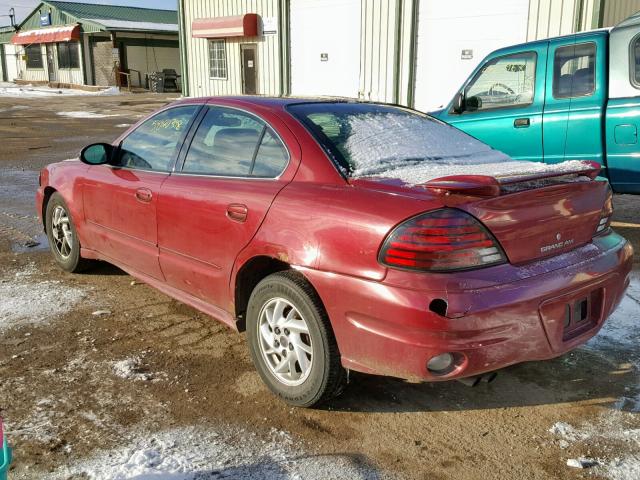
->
[80, 143, 113, 165]
[465, 95, 482, 112]
[452, 92, 465, 114]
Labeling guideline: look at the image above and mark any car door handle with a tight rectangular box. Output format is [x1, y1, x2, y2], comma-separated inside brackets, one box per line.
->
[135, 188, 153, 203]
[514, 118, 530, 128]
[227, 204, 248, 223]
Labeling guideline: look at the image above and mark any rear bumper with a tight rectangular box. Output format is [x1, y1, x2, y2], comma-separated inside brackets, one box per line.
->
[302, 232, 633, 381]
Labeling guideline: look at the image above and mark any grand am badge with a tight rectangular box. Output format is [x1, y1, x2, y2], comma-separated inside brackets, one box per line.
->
[541, 234, 574, 254]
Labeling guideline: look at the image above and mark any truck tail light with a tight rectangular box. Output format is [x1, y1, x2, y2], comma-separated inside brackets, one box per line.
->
[595, 183, 613, 235]
[379, 209, 507, 272]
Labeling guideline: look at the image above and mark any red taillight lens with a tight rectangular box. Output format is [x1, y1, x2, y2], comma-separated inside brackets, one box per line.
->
[595, 184, 613, 236]
[379, 209, 507, 272]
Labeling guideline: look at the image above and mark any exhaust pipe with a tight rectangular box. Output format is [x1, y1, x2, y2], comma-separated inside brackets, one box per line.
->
[457, 372, 498, 387]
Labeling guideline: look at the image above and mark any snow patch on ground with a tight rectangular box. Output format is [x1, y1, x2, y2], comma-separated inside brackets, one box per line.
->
[112, 357, 153, 382]
[0, 82, 120, 98]
[56, 426, 382, 480]
[57, 111, 119, 119]
[0, 264, 87, 331]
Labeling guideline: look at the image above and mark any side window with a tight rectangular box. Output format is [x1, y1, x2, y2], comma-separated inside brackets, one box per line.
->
[464, 52, 537, 111]
[252, 128, 289, 177]
[182, 107, 288, 178]
[632, 35, 640, 87]
[115, 106, 199, 171]
[553, 43, 596, 98]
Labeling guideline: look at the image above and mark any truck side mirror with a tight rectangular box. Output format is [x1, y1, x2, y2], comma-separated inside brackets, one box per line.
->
[452, 92, 465, 114]
[466, 95, 482, 112]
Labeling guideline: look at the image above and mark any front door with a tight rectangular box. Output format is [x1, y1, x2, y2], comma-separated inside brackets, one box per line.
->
[241, 44, 258, 95]
[82, 105, 200, 278]
[438, 47, 547, 162]
[46, 44, 56, 82]
[158, 105, 293, 315]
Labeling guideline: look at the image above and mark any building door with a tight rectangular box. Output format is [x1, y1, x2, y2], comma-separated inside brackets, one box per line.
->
[241, 44, 258, 95]
[290, 0, 361, 98]
[46, 44, 56, 82]
[413, 0, 529, 112]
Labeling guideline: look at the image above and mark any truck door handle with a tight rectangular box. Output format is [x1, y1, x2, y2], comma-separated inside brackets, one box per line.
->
[227, 204, 248, 223]
[135, 188, 153, 203]
[514, 118, 530, 128]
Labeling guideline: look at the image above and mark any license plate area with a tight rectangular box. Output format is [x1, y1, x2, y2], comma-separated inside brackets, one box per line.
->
[562, 296, 596, 341]
[539, 287, 604, 349]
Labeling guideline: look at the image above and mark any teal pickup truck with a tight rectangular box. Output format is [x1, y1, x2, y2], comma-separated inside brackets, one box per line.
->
[432, 12, 640, 194]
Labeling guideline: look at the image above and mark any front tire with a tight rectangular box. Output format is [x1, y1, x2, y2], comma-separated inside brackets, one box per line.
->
[246, 271, 346, 407]
[45, 192, 93, 273]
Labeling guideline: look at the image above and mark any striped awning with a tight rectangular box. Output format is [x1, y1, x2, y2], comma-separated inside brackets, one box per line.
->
[192, 14, 259, 38]
[12, 25, 80, 45]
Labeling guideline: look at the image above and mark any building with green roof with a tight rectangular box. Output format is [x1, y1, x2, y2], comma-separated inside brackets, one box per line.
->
[2, 1, 180, 89]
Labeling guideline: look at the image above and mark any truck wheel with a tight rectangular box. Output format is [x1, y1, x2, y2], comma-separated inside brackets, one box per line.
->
[45, 193, 93, 273]
[246, 270, 346, 407]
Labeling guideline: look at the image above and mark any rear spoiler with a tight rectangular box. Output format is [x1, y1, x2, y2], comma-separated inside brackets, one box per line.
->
[424, 161, 601, 197]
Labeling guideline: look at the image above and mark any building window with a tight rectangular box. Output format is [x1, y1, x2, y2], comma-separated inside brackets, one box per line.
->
[57, 42, 80, 69]
[25, 44, 43, 69]
[208, 40, 227, 79]
[553, 43, 596, 99]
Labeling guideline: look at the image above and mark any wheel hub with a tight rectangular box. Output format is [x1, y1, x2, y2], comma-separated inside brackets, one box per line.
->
[257, 297, 313, 387]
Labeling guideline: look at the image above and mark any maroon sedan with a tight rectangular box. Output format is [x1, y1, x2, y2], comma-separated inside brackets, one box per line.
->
[36, 97, 633, 407]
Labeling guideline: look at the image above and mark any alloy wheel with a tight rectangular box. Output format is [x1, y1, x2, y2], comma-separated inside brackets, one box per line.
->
[257, 297, 313, 386]
[51, 205, 73, 259]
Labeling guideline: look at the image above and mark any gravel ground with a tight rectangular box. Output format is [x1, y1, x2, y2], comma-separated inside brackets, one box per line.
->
[0, 92, 639, 480]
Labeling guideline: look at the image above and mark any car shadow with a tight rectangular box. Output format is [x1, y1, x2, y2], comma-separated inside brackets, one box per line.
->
[83, 261, 128, 276]
[321, 347, 639, 414]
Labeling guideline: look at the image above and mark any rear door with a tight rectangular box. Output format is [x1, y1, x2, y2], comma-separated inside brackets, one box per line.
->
[542, 34, 606, 165]
[157, 105, 296, 312]
[82, 105, 200, 278]
[440, 46, 546, 162]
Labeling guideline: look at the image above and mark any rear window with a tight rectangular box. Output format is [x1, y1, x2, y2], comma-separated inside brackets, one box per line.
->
[287, 102, 509, 178]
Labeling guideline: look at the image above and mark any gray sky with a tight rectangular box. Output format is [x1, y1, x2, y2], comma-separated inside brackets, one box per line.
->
[0, 0, 177, 24]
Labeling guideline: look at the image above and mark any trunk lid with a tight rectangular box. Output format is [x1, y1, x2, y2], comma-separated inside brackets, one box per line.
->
[351, 162, 609, 265]
[457, 179, 608, 264]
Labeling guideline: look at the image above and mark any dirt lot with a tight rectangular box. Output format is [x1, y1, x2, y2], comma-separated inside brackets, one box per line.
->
[0, 91, 639, 480]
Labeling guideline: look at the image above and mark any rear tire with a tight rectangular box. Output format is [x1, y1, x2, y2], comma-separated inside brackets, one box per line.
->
[45, 192, 93, 273]
[246, 270, 346, 407]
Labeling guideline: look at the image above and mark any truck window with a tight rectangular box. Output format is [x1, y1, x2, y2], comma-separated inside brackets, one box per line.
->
[553, 43, 596, 99]
[464, 52, 536, 111]
[632, 35, 640, 87]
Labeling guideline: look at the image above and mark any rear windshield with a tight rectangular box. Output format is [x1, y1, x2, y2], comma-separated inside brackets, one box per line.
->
[287, 102, 509, 179]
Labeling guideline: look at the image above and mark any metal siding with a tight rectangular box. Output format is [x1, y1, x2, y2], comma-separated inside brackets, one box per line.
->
[182, 0, 281, 97]
[415, 0, 530, 112]
[527, 0, 579, 40]
[602, 0, 640, 27]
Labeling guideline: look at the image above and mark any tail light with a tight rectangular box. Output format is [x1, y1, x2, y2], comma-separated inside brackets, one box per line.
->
[595, 184, 613, 235]
[379, 209, 507, 272]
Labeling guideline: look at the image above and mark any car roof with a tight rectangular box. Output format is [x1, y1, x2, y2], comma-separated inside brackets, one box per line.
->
[175, 95, 393, 109]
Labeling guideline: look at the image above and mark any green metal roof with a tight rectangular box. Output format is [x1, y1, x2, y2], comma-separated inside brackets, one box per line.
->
[44, 1, 177, 24]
